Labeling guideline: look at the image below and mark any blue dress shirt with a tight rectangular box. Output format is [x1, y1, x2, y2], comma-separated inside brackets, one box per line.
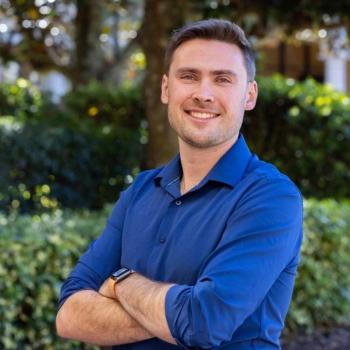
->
[59, 134, 303, 350]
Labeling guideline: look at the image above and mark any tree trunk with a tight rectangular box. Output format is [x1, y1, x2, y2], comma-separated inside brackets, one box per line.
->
[72, 0, 104, 88]
[140, 0, 188, 168]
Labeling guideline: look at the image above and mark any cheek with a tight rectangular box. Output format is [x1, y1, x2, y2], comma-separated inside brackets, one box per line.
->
[224, 90, 246, 108]
[169, 81, 194, 100]
[168, 92, 190, 109]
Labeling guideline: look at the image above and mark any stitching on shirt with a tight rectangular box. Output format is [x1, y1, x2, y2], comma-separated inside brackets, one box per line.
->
[166, 176, 180, 187]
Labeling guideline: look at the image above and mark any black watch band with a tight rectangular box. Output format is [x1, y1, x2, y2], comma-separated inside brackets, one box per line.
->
[110, 267, 134, 283]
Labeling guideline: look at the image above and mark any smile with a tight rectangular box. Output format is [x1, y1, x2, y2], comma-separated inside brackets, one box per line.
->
[185, 110, 220, 120]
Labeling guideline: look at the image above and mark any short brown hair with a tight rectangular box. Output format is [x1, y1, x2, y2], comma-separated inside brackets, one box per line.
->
[164, 19, 256, 81]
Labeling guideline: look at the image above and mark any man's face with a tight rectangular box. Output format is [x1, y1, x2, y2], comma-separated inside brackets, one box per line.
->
[161, 39, 258, 149]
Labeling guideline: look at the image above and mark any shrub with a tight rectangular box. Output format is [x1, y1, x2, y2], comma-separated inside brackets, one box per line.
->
[62, 81, 144, 129]
[243, 75, 350, 198]
[287, 199, 350, 329]
[0, 79, 42, 121]
[0, 200, 349, 348]
[0, 206, 109, 349]
[0, 117, 142, 213]
[0, 80, 146, 214]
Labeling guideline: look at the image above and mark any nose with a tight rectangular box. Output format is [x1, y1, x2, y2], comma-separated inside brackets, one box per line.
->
[192, 81, 214, 103]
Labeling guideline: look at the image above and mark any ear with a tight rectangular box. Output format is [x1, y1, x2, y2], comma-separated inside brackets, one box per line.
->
[161, 74, 169, 104]
[245, 80, 258, 111]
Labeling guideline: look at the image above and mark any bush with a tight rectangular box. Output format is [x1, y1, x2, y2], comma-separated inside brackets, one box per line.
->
[0, 80, 146, 213]
[0, 117, 142, 213]
[243, 75, 350, 198]
[62, 80, 144, 129]
[287, 199, 350, 329]
[0, 206, 109, 349]
[0, 200, 349, 348]
[0, 79, 42, 121]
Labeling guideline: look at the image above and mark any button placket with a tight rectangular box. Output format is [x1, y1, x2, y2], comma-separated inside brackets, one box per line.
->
[152, 196, 185, 249]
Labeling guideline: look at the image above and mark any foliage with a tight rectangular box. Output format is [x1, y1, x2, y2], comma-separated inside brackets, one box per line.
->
[0, 200, 349, 348]
[0, 80, 145, 214]
[199, 0, 350, 34]
[243, 74, 350, 198]
[0, 206, 108, 349]
[0, 119, 140, 213]
[287, 199, 350, 329]
[62, 80, 145, 129]
[0, 0, 142, 86]
[0, 79, 42, 121]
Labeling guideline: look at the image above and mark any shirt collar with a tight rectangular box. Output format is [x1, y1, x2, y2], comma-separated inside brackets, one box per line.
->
[205, 134, 253, 188]
[154, 154, 182, 188]
[154, 134, 252, 189]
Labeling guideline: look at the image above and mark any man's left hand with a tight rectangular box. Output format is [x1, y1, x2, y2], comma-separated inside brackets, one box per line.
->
[99, 277, 117, 300]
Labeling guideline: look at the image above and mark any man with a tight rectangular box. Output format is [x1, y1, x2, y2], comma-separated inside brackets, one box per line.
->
[56, 19, 303, 350]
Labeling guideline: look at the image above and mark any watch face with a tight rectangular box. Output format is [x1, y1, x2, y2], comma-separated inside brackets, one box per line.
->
[110, 267, 133, 282]
[111, 267, 129, 279]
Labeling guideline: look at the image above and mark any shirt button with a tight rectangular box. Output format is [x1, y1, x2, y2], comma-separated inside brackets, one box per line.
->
[159, 238, 166, 244]
[175, 200, 182, 206]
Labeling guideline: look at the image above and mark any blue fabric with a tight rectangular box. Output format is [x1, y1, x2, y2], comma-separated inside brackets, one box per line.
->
[59, 134, 303, 350]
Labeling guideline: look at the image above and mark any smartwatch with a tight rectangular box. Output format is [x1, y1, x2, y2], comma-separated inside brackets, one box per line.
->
[110, 267, 134, 283]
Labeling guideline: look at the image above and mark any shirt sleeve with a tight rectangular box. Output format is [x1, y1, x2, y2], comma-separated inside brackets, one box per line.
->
[165, 177, 303, 349]
[58, 187, 131, 309]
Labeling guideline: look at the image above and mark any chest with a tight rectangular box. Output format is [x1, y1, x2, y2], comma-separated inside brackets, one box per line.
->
[120, 187, 238, 284]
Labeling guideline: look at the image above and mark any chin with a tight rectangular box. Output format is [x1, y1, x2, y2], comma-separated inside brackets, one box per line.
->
[182, 136, 218, 149]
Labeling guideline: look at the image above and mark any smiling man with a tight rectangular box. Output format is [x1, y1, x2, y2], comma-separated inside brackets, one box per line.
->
[56, 19, 303, 350]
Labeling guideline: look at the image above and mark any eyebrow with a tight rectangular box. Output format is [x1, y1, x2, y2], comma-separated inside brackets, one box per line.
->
[175, 67, 238, 78]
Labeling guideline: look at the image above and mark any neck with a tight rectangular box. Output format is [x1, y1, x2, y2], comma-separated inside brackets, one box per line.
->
[179, 136, 238, 194]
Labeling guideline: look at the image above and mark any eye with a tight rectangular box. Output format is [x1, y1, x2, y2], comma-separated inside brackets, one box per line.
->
[180, 73, 197, 81]
[216, 76, 232, 84]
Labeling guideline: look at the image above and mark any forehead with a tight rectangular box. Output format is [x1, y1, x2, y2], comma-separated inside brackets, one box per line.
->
[170, 39, 246, 75]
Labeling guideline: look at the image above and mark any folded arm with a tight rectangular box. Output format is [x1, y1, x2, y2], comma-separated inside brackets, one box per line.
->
[56, 289, 152, 346]
[56, 189, 153, 345]
[114, 273, 177, 344]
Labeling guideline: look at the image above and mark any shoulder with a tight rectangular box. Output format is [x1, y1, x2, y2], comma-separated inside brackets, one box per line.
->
[129, 166, 164, 189]
[244, 156, 302, 199]
[228, 158, 303, 247]
[231, 157, 303, 222]
[118, 165, 165, 201]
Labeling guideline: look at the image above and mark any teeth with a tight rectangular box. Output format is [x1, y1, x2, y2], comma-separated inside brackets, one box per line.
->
[189, 111, 217, 119]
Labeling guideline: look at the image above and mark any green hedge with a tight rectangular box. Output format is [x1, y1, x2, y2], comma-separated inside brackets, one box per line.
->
[0, 199, 349, 348]
[243, 75, 350, 198]
[0, 206, 107, 349]
[0, 117, 142, 213]
[0, 81, 146, 213]
[62, 80, 144, 129]
[287, 199, 350, 329]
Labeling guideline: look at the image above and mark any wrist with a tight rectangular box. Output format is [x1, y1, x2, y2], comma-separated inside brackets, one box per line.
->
[109, 267, 135, 300]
